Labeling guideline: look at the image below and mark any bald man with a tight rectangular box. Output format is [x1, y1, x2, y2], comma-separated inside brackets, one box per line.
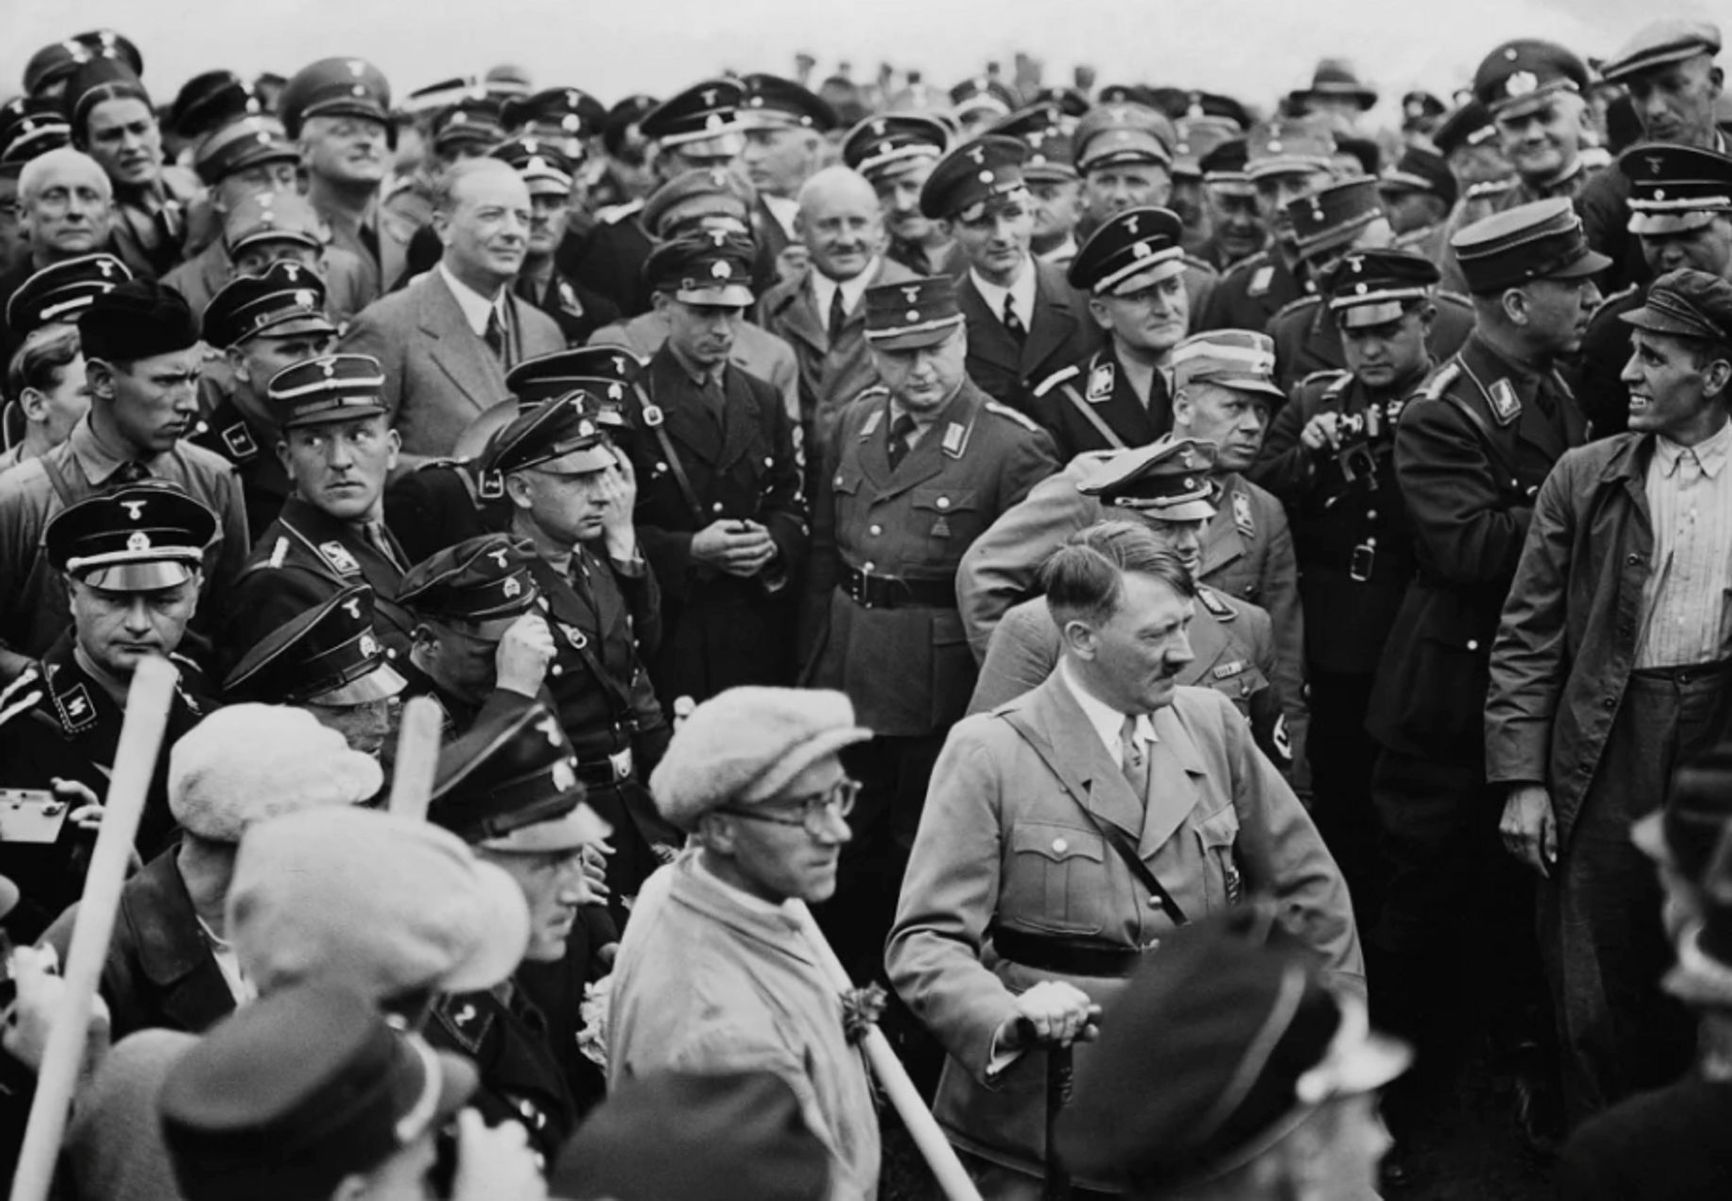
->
[0, 149, 116, 357]
[340, 158, 565, 465]
[757, 166, 919, 474]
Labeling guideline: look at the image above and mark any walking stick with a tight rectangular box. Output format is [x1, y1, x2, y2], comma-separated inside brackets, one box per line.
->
[789, 902, 983, 1201]
[387, 696, 445, 820]
[10, 657, 176, 1201]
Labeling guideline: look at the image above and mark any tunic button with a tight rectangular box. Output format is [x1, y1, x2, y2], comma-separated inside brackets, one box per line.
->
[1148, 896, 1161, 909]
[1366, 508, 1378, 520]
[1603, 697, 1616, 710]
[1626, 554, 1642, 566]
[863, 561, 875, 572]
[712, 501, 724, 513]
[1466, 639, 1478, 651]
[1052, 838, 1068, 853]
[936, 496, 951, 509]
[869, 524, 882, 536]
[765, 456, 774, 467]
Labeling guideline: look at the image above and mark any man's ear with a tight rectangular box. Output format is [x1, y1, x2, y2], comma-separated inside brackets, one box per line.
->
[1171, 385, 1194, 427]
[1057, 614, 1100, 661]
[85, 358, 117, 400]
[694, 810, 739, 856]
[276, 438, 295, 478]
[1086, 295, 1115, 333]
[650, 290, 672, 316]
[503, 469, 534, 511]
[1703, 354, 1732, 401]
[17, 386, 47, 423]
[937, 217, 955, 240]
[1501, 286, 1529, 327]
[225, 344, 252, 387]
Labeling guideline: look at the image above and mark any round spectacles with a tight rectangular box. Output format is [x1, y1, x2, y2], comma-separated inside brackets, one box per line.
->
[718, 777, 861, 836]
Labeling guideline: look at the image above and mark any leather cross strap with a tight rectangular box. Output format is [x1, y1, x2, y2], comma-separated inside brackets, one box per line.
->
[1057, 382, 1127, 451]
[632, 381, 707, 526]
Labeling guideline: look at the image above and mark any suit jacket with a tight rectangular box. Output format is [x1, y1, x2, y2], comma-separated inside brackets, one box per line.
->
[1367, 332, 1586, 761]
[588, 311, 802, 430]
[758, 257, 920, 458]
[317, 202, 415, 304]
[339, 269, 565, 460]
[1026, 346, 1171, 462]
[957, 260, 1101, 411]
[801, 380, 1058, 736]
[886, 676, 1360, 1180]
[160, 239, 373, 327]
[41, 847, 237, 1042]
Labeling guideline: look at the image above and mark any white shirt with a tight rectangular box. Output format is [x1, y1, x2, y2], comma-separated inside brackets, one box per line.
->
[810, 258, 880, 335]
[762, 193, 800, 240]
[1059, 660, 1157, 768]
[438, 262, 506, 338]
[970, 258, 1037, 333]
[1637, 420, 1732, 668]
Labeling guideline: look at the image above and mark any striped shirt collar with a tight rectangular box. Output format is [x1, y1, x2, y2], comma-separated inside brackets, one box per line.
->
[1655, 419, 1732, 479]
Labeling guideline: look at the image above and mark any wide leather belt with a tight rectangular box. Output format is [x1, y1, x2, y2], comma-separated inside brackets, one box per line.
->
[992, 927, 1147, 979]
[573, 747, 634, 787]
[840, 565, 956, 610]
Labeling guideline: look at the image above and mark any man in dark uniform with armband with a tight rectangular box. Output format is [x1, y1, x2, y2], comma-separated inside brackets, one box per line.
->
[1251, 247, 1442, 921]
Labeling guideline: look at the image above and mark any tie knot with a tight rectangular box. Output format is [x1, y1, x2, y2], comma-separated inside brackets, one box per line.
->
[891, 413, 917, 438]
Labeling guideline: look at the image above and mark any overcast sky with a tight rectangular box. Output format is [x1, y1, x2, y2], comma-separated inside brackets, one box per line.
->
[6, 0, 1725, 126]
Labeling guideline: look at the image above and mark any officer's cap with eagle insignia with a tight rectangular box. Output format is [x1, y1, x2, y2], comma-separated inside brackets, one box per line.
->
[490, 135, 576, 191]
[1072, 103, 1175, 174]
[1471, 40, 1589, 121]
[193, 114, 297, 186]
[506, 345, 643, 426]
[0, 96, 71, 165]
[1068, 206, 1187, 295]
[738, 74, 838, 134]
[989, 103, 1078, 182]
[1244, 117, 1336, 182]
[279, 56, 394, 145]
[639, 167, 754, 240]
[863, 275, 965, 351]
[1286, 176, 1384, 262]
[4, 252, 129, 339]
[502, 87, 606, 144]
[1450, 197, 1609, 294]
[1621, 143, 1732, 237]
[430, 698, 609, 853]
[203, 260, 334, 350]
[639, 78, 745, 157]
[23, 29, 142, 100]
[487, 390, 616, 476]
[919, 134, 1029, 220]
[1318, 248, 1440, 329]
[1079, 436, 1220, 522]
[268, 353, 388, 429]
[222, 189, 326, 258]
[223, 582, 406, 706]
[398, 534, 540, 637]
[47, 483, 217, 591]
[840, 112, 950, 182]
[645, 229, 756, 307]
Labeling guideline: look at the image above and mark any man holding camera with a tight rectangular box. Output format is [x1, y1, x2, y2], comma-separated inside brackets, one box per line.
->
[1251, 247, 1441, 918]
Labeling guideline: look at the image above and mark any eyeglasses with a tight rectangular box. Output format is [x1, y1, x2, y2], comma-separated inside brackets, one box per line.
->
[717, 777, 861, 836]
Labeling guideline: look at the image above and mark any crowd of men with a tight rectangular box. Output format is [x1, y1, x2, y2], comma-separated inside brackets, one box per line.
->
[2, 14, 1732, 1201]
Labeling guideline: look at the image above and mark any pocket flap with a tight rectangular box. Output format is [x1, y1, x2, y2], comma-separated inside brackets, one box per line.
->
[1011, 823, 1104, 864]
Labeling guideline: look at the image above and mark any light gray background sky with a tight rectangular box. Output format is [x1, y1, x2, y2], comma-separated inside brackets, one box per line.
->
[6, 0, 1727, 124]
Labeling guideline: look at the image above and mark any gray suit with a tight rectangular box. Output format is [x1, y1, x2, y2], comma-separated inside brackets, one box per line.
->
[339, 269, 565, 460]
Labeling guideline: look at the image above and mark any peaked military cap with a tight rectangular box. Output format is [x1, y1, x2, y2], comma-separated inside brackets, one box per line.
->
[279, 57, 393, 140]
[507, 346, 645, 411]
[640, 167, 753, 239]
[1634, 740, 1732, 884]
[1379, 146, 1458, 210]
[1073, 103, 1174, 173]
[77, 278, 198, 363]
[1401, 90, 1448, 131]
[1173, 116, 1241, 180]
[160, 983, 477, 1201]
[0, 97, 71, 165]
[864, 275, 965, 350]
[431, 98, 506, 155]
[169, 70, 267, 141]
[46, 484, 216, 591]
[1068, 206, 1187, 294]
[488, 390, 615, 476]
[1319, 249, 1441, 328]
[840, 113, 951, 180]
[1621, 143, 1732, 236]
[1472, 40, 1590, 119]
[23, 30, 142, 99]
[193, 115, 297, 186]
[739, 74, 838, 133]
[224, 583, 406, 705]
[1432, 100, 1497, 156]
[949, 77, 1019, 120]
[1032, 86, 1093, 121]
[399, 534, 540, 634]
[502, 87, 607, 140]
[1450, 197, 1610, 293]
[1288, 176, 1384, 259]
[601, 93, 659, 158]
[1288, 57, 1378, 112]
[223, 190, 325, 256]
[640, 78, 744, 154]
[1079, 437, 1219, 521]
[918, 134, 1029, 220]
[990, 104, 1076, 182]
[1200, 138, 1254, 194]
[1620, 267, 1732, 345]
[65, 57, 151, 138]
[430, 698, 608, 853]
[5, 253, 129, 337]
[1057, 906, 1409, 1189]
[1601, 19, 1722, 84]
[645, 229, 756, 306]
[267, 353, 388, 429]
[490, 135, 576, 189]
[1245, 117, 1336, 180]
[203, 261, 334, 349]
[1172, 330, 1285, 399]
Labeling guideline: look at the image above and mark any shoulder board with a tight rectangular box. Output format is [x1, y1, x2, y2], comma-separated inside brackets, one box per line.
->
[1414, 360, 1463, 403]
[433, 994, 497, 1055]
[598, 199, 646, 226]
[1031, 364, 1081, 399]
[0, 667, 43, 728]
[984, 401, 1041, 433]
[1226, 251, 1270, 280]
[1273, 294, 1320, 321]
[383, 175, 419, 200]
[1181, 253, 1219, 279]
[218, 422, 259, 462]
[1298, 368, 1352, 399]
[1465, 178, 1515, 200]
[1435, 289, 1473, 311]
[1588, 283, 1640, 323]
[267, 536, 289, 569]
[1196, 586, 1233, 620]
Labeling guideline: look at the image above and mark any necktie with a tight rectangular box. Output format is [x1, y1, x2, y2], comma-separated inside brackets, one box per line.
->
[484, 306, 507, 363]
[363, 522, 406, 573]
[701, 373, 728, 425]
[887, 413, 917, 470]
[1120, 715, 1149, 797]
[827, 286, 848, 348]
[1002, 294, 1027, 345]
[110, 461, 151, 485]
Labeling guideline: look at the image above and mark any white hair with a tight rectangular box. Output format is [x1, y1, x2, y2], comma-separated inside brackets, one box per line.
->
[19, 147, 112, 209]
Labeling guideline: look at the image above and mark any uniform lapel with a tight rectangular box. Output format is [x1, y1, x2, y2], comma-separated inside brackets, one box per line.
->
[1199, 482, 1246, 576]
[871, 387, 971, 503]
[772, 272, 828, 356]
[715, 367, 759, 471]
[1173, 604, 1230, 688]
[648, 351, 725, 463]
[1023, 674, 1144, 840]
[957, 274, 1019, 376]
[853, 396, 895, 492]
[1136, 704, 1209, 859]
[419, 273, 505, 416]
[1104, 352, 1166, 444]
[1022, 263, 1079, 377]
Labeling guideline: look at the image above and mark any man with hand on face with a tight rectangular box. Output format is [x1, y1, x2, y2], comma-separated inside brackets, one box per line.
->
[427, 698, 612, 1159]
[607, 686, 882, 1201]
[888, 528, 1359, 1200]
[1488, 268, 1732, 1123]
[1029, 207, 1190, 460]
[192, 262, 338, 535]
[800, 274, 1058, 988]
[220, 353, 417, 670]
[0, 486, 219, 937]
[1581, 20, 1727, 291]
[925, 136, 1099, 411]
[0, 280, 247, 677]
[341, 158, 564, 467]
[619, 230, 807, 708]
[840, 112, 962, 279]
[758, 165, 918, 486]
[0, 149, 115, 358]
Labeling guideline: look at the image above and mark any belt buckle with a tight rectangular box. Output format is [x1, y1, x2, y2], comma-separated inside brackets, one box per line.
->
[609, 747, 633, 781]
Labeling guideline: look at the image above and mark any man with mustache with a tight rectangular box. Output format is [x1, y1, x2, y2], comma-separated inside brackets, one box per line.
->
[888, 525, 1359, 1200]
[840, 112, 964, 279]
[1488, 268, 1732, 1123]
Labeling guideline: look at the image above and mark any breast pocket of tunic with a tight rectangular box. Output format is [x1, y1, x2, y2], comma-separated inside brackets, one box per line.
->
[1005, 821, 1107, 936]
[910, 486, 981, 553]
[1195, 806, 1244, 911]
